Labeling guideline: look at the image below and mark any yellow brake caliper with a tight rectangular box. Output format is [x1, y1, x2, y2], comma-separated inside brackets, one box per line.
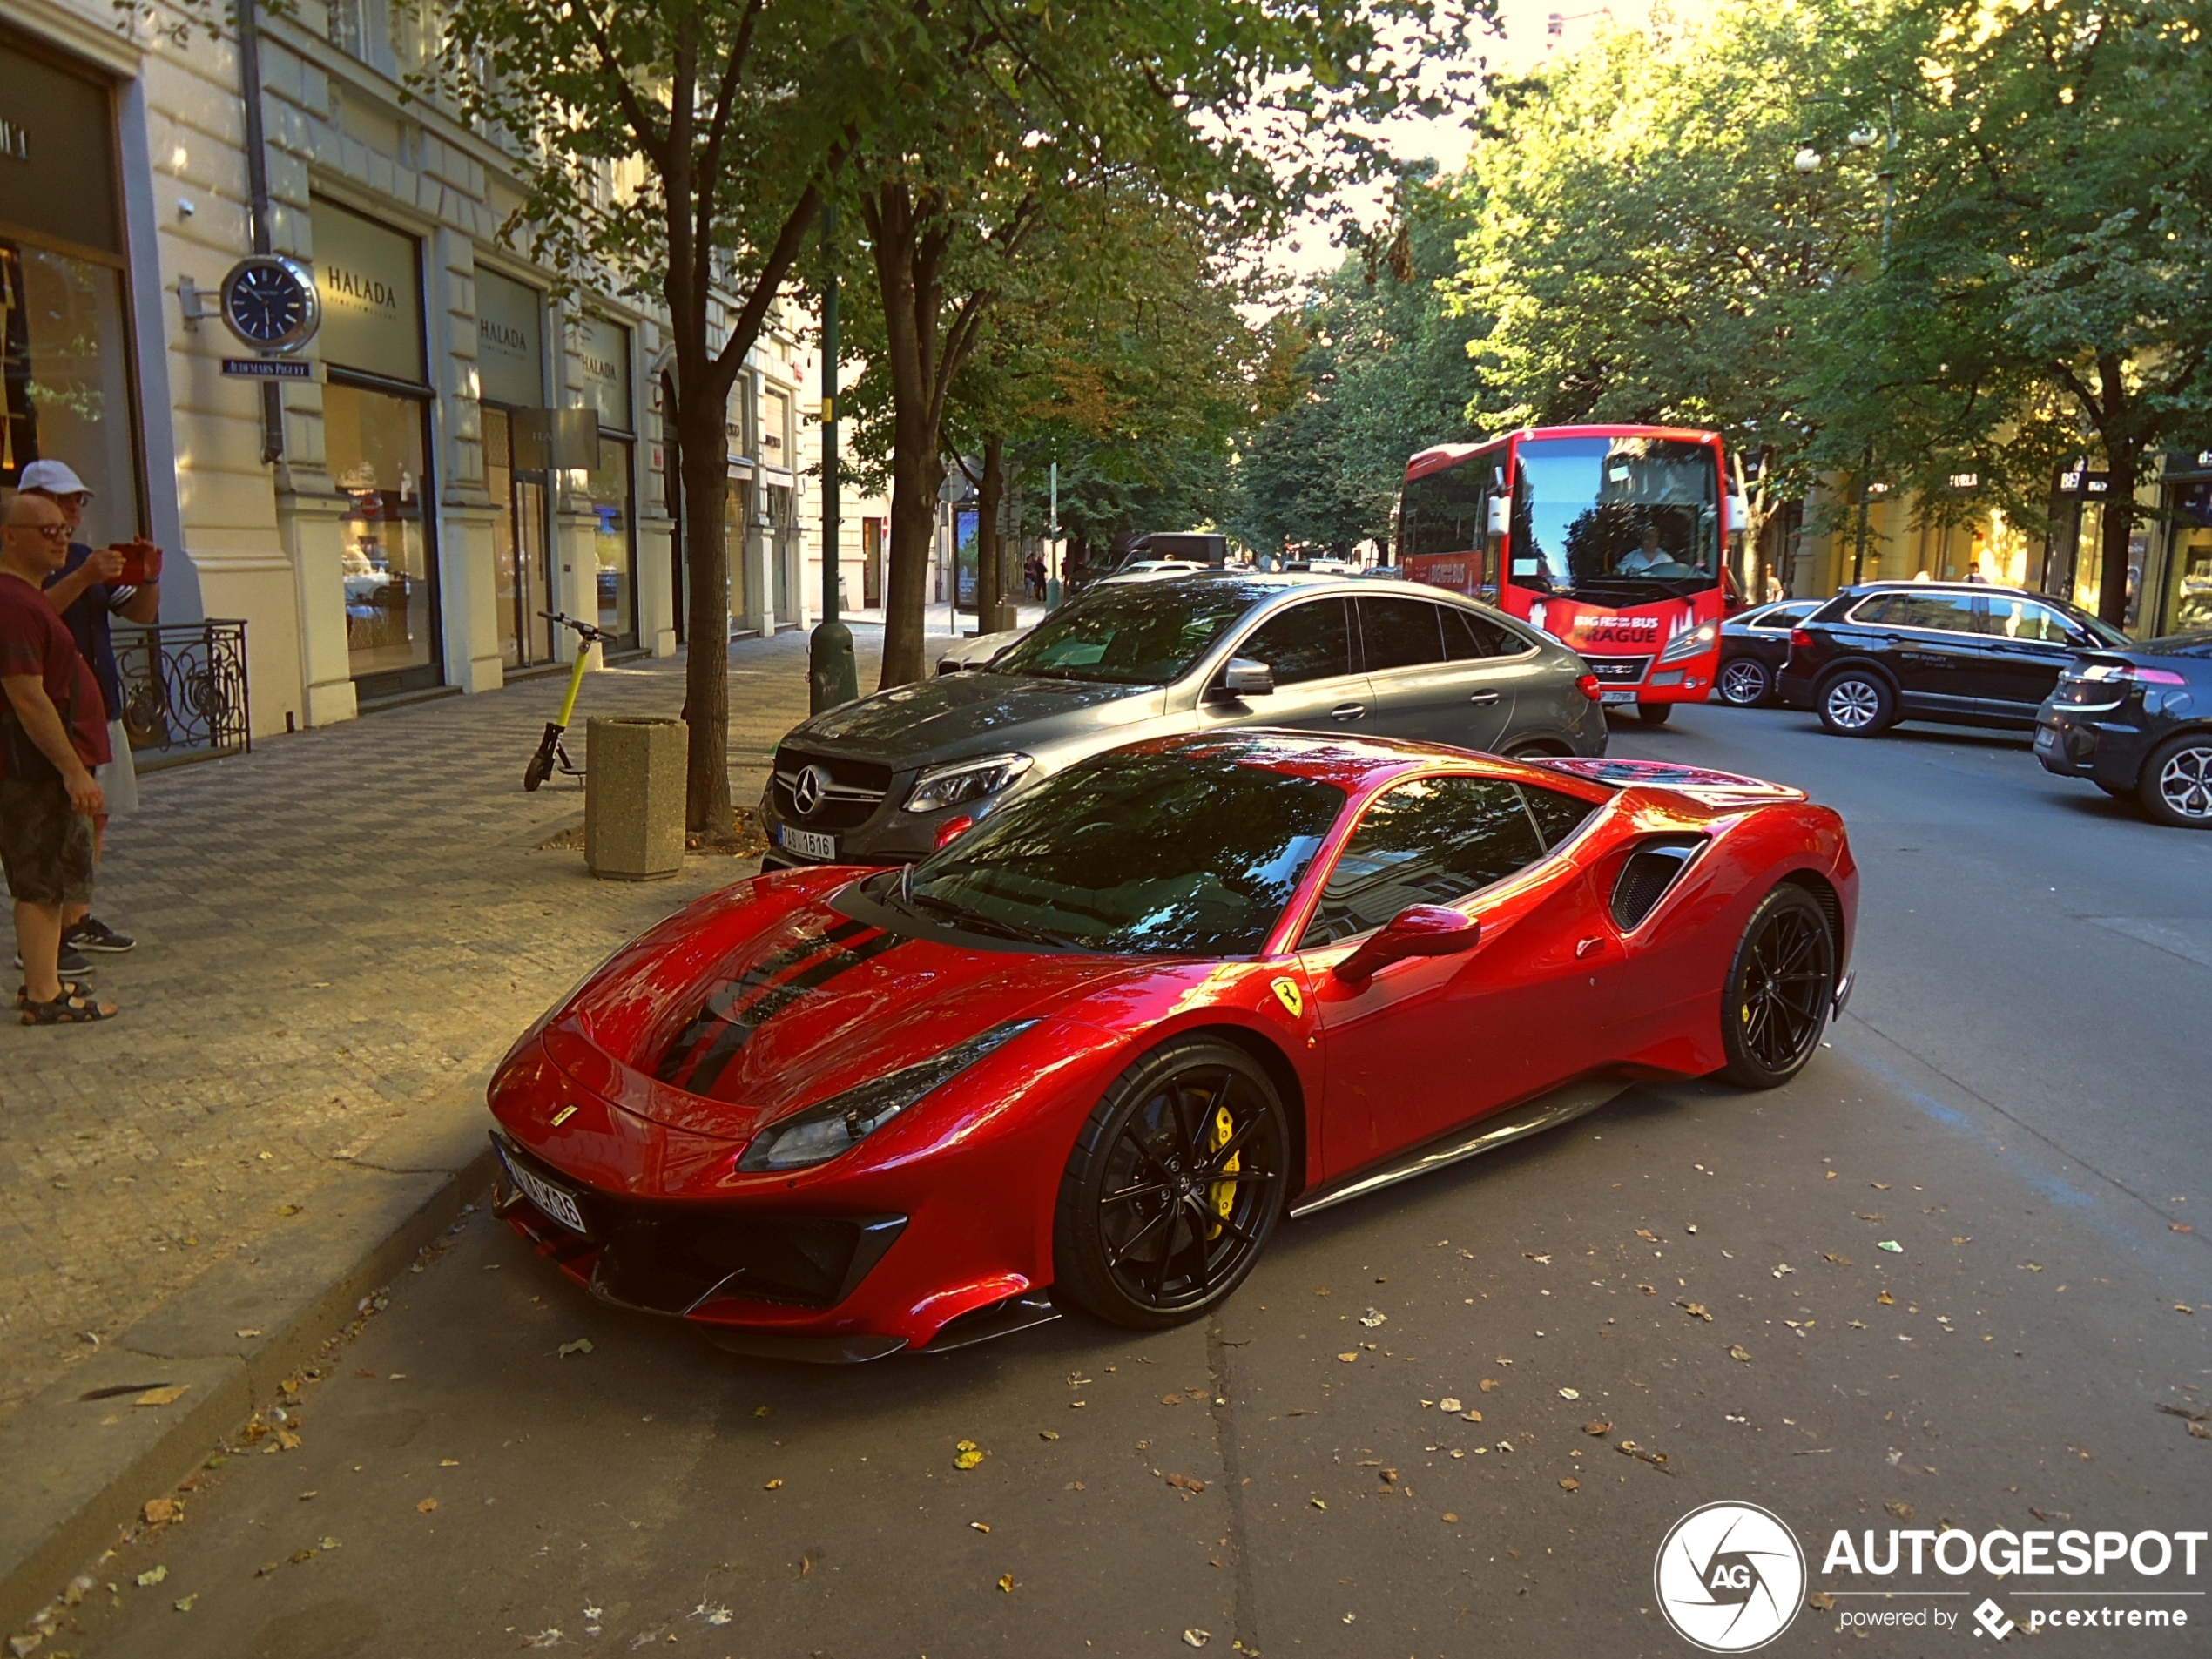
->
[1208, 1102, 1238, 1238]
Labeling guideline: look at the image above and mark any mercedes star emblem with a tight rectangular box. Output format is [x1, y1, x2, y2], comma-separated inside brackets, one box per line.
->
[792, 764, 831, 818]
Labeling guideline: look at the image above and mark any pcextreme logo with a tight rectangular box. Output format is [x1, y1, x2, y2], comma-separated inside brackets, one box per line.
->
[1655, 1501, 1806, 1652]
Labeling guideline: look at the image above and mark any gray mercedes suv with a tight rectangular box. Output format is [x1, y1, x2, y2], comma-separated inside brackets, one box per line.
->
[759, 573, 1608, 868]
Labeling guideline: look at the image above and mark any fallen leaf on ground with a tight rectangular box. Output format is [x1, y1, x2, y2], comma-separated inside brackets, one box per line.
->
[143, 1499, 179, 1525]
[172, 1593, 197, 1613]
[1583, 1420, 1613, 1435]
[1359, 1309, 1387, 1328]
[1310, 1497, 1326, 1510]
[416, 1499, 437, 1514]
[1038, 1430, 1060, 1441]
[752, 1406, 771, 1418]
[1809, 1591, 1837, 1611]
[135, 1566, 168, 1588]
[1824, 1254, 1852, 1266]
[1878, 1291, 1895, 1305]
[1885, 1500, 1916, 1520]
[1166, 1473, 1206, 1494]
[235, 1328, 262, 1339]
[1952, 1236, 1971, 1246]
[278, 1204, 302, 1217]
[1439, 1396, 1463, 1413]
[1183, 1629, 1211, 1648]
[1635, 1229, 1658, 1242]
[1559, 1477, 1580, 1492]
[997, 1575, 1015, 1593]
[1336, 1352, 1358, 1363]
[1858, 1212, 1885, 1223]
[1524, 1252, 1551, 1264]
[1461, 1410, 1483, 1423]
[274, 1429, 302, 1452]
[556, 1339, 593, 1358]
[1638, 1284, 1657, 1296]
[1161, 1393, 1182, 1406]
[762, 1477, 783, 1490]
[1480, 1379, 1499, 1393]
[1772, 1264, 1795, 1278]
[1676, 1300, 1711, 1322]
[1871, 1182, 1891, 1190]
[134, 1386, 188, 1408]
[2180, 1305, 2198, 1316]
[2172, 1224, 2195, 1234]
[1877, 1241, 1904, 1254]
[1729, 1345, 1752, 1363]
[2189, 1423, 2212, 1440]
[1559, 1387, 1581, 1400]
[954, 1441, 985, 1470]
[439, 1459, 460, 1467]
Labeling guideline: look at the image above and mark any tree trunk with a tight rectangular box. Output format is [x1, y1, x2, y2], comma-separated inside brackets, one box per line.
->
[677, 382, 733, 832]
[883, 428, 943, 687]
[2097, 442, 2137, 629]
[976, 434, 1004, 624]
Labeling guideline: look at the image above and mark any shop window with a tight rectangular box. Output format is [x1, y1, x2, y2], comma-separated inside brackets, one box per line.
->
[0, 239, 141, 547]
[326, 380, 438, 690]
[724, 474, 750, 632]
[760, 385, 789, 468]
[589, 435, 635, 642]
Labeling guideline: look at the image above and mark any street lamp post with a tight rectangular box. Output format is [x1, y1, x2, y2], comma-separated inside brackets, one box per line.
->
[809, 205, 859, 712]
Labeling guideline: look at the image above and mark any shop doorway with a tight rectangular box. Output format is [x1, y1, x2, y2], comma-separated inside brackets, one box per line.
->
[483, 406, 556, 668]
[862, 517, 883, 608]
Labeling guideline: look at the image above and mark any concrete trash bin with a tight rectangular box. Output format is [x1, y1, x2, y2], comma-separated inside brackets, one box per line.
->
[584, 716, 687, 880]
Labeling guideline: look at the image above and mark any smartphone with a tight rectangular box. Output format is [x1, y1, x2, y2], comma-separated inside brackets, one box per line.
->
[111, 542, 162, 586]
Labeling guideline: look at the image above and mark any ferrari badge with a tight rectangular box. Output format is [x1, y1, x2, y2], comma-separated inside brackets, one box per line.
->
[1270, 977, 1305, 1020]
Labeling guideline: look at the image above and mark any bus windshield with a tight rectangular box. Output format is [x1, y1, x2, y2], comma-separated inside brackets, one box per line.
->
[1511, 435, 1719, 603]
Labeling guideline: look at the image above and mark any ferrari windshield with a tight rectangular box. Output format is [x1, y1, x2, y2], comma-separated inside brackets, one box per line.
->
[988, 578, 1268, 685]
[1512, 435, 1721, 602]
[896, 748, 1344, 956]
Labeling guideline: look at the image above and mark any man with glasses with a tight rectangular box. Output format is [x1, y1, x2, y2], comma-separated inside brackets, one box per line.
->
[0, 490, 118, 1022]
[22, 459, 158, 961]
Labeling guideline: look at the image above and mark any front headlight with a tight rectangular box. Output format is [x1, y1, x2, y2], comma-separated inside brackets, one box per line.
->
[904, 752, 1033, 813]
[736, 1020, 1040, 1172]
[1657, 621, 1718, 665]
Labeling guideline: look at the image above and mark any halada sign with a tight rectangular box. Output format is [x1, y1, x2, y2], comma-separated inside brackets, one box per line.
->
[310, 199, 424, 378]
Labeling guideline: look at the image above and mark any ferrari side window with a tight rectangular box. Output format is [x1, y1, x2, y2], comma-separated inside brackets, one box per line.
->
[1240, 598, 1355, 685]
[1300, 777, 1545, 948]
[1520, 784, 1598, 850]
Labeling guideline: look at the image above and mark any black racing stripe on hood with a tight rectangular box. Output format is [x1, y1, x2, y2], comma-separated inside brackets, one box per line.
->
[653, 920, 872, 1085]
[679, 929, 908, 1097]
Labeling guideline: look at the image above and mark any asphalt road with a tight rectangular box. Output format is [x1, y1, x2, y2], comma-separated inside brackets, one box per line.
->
[57, 700, 2212, 1659]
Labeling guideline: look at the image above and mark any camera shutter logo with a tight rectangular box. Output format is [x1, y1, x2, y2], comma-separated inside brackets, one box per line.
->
[1654, 1501, 1805, 1652]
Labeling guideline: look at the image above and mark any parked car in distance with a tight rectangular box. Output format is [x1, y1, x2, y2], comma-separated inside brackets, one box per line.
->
[1777, 581, 2129, 738]
[1715, 598, 1821, 706]
[2036, 630, 2212, 828]
[766, 572, 1610, 869]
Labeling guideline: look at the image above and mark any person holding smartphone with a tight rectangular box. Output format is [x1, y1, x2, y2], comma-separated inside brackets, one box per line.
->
[22, 459, 159, 961]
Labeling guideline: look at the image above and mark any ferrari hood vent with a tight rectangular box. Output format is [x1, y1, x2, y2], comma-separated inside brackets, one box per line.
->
[1611, 835, 1707, 930]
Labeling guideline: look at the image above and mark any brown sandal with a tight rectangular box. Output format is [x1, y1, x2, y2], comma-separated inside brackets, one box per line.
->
[20, 990, 118, 1025]
[17, 979, 94, 1009]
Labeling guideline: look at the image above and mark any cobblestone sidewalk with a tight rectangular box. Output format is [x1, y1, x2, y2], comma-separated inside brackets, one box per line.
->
[0, 625, 931, 1420]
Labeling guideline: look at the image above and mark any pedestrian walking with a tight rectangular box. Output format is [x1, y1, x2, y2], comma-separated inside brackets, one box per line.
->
[1024, 550, 1045, 601]
[0, 491, 118, 1023]
[23, 459, 157, 960]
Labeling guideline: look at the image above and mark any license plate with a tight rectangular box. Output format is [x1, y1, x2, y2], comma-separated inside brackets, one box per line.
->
[2034, 726, 2058, 752]
[1602, 689, 1637, 706]
[779, 825, 837, 861]
[498, 1143, 588, 1235]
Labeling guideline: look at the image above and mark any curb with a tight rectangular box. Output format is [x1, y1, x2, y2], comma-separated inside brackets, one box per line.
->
[0, 1095, 498, 1639]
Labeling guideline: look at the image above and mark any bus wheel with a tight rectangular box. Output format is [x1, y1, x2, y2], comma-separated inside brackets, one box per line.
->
[1635, 701, 1673, 726]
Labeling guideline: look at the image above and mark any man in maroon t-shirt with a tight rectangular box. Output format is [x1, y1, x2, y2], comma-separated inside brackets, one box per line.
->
[0, 491, 118, 1021]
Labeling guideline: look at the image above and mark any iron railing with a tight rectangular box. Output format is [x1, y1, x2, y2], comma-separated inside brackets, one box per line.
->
[113, 620, 251, 769]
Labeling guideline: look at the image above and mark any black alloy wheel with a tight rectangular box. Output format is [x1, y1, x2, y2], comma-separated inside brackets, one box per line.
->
[1716, 885, 1838, 1089]
[1717, 657, 1770, 707]
[2139, 732, 2212, 830]
[1817, 669, 1895, 738]
[1636, 701, 1673, 725]
[1053, 1039, 1290, 1329]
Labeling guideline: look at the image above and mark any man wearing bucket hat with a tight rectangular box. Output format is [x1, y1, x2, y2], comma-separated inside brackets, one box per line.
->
[24, 458, 162, 963]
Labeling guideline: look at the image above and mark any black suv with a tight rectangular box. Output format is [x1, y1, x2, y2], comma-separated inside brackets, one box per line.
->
[1778, 581, 2130, 738]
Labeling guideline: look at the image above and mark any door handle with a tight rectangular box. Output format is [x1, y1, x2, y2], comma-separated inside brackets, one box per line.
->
[1331, 702, 1366, 721]
[1575, 936, 1608, 960]
[1467, 690, 1501, 706]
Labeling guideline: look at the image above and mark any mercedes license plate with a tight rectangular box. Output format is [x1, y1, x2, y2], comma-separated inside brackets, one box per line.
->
[499, 1144, 588, 1234]
[779, 825, 837, 861]
[1601, 689, 1637, 706]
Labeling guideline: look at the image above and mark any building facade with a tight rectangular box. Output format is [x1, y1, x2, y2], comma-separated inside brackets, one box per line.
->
[3, 0, 843, 747]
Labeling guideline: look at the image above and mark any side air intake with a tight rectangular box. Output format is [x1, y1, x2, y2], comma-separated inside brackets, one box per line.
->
[1610, 836, 1707, 930]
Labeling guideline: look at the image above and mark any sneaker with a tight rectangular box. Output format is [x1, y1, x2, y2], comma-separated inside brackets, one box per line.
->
[65, 916, 136, 954]
[13, 945, 93, 975]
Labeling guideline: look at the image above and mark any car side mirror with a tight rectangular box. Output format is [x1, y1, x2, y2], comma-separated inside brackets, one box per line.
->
[1218, 658, 1274, 698]
[1332, 905, 1482, 988]
[1487, 496, 1511, 536]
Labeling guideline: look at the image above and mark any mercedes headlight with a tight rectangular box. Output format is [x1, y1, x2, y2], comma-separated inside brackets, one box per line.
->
[904, 752, 1033, 813]
[737, 1021, 1039, 1172]
[1656, 621, 1718, 665]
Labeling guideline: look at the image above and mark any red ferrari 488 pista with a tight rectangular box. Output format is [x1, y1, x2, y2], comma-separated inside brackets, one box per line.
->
[488, 731, 1856, 1360]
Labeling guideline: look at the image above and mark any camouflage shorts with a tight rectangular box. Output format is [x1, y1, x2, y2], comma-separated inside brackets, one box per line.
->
[0, 776, 96, 907]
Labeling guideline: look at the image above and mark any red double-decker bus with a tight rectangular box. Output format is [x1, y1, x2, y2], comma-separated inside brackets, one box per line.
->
[1397, 425, 1741, 723]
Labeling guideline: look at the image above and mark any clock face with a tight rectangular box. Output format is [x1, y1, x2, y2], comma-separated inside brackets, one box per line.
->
[220, 257, 320, 353]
